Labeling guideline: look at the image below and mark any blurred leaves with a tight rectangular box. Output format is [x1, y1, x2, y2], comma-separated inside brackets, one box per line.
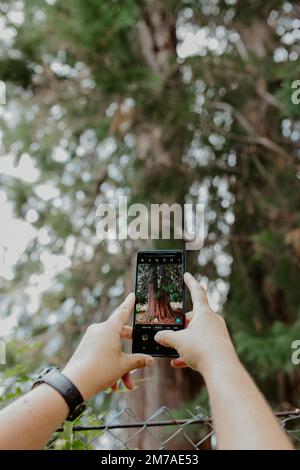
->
[0, 0, 300, 438]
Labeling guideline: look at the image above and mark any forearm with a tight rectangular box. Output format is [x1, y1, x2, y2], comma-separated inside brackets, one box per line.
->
[0, 384, 68, 449]
[202, 350, 293, 450]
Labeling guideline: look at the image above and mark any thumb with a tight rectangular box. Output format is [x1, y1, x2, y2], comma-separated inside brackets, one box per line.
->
[154, 330, 180, 350]
[124, 353, 154, 372]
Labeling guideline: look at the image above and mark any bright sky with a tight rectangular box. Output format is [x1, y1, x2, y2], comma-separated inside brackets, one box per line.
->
[0, 155, 72, 333]
[0, 154, 39, 281]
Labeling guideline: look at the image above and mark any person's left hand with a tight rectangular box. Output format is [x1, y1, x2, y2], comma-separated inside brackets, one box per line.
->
[62, 293, 154, 400]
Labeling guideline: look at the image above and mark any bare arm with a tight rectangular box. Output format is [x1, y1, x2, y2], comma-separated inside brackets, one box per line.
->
[155, 272, 293, 450]
[0, 384, 69, 449]
[0, 293, 153, 449]
[204, 349, 292, 449]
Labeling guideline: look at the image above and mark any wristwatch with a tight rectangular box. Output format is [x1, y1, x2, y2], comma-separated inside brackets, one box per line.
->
[32, 366, 86, 421]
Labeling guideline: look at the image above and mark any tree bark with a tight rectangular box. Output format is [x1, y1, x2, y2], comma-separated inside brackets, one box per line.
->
[123, 1, 202, 449]
[147, 267, 173, 321]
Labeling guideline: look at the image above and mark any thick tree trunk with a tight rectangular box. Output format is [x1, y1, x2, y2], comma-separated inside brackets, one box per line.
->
[147, 267, 173, 321]
[148, 292, 173, 321]
[147, 269, 158, 320]
[123, 1, 202, 449]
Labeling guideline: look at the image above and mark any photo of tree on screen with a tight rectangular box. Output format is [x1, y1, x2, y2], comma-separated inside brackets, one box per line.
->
[135, 263, 184, 325]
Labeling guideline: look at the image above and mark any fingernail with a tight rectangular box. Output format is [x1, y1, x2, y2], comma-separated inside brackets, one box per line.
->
[154, 332, 162, 341]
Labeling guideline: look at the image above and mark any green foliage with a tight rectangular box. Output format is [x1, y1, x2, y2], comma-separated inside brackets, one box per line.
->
[277, 80, 300, 118]
[0, 58, 32, 87]
[0, 0, 300, 450]
[235, 322, 300, 379]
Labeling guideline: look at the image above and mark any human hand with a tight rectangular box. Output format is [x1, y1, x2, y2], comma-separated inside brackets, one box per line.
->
[154, 273, 237, 376]
[62, 293, 154, 400]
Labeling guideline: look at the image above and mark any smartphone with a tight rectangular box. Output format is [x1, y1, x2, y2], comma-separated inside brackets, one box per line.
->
[132, 250, 186, 357]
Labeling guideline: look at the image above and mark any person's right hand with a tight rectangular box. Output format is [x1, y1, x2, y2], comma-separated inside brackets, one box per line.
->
[154, 272, 237, 376]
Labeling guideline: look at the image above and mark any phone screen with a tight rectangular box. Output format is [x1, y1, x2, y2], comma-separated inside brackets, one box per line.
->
[132, 250, 185, 357]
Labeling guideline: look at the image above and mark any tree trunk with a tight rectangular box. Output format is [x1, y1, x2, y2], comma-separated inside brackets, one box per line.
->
[148, 267, 173, 321]
[148, 293, 173, 321]
[147, 269, 159, 320]
[124, 0, 202, 449]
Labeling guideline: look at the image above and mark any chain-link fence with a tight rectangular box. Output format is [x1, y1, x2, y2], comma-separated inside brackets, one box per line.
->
[47, 407, 300, 450]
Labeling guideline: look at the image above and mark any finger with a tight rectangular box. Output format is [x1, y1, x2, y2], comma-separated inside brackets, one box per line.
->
[110, 293, 135, 325]
[121, 372, 135, 390]
[184, 272, 208, 310]
[124, 353, 154, 371]
[154, 329, 180, 350]
[171, 357, 187, 368]
[121, 325, 133, 340]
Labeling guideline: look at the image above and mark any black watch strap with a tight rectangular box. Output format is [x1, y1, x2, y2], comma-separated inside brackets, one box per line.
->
[32, 367, 86, 421]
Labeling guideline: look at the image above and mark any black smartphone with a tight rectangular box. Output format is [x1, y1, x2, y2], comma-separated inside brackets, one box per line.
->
[132, 250, 186, 357]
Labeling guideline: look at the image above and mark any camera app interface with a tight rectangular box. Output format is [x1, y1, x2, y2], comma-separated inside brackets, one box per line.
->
[133, 252, 184, 356]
